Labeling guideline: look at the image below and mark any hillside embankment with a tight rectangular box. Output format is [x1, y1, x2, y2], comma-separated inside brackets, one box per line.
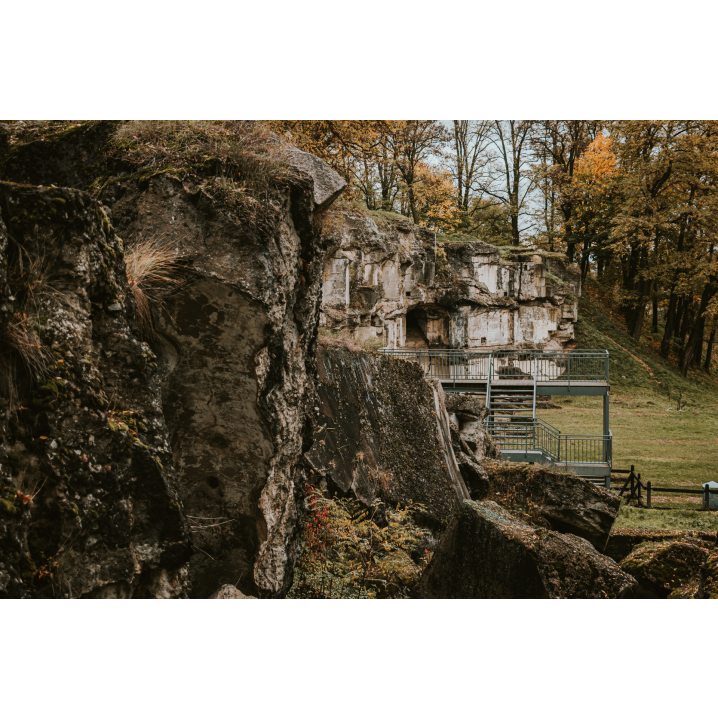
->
[542, 278, 718, 510]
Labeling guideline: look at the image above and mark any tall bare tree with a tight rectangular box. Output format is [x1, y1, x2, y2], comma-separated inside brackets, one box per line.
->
[478, 121, 537, 245]
[450, 120, 491, 212]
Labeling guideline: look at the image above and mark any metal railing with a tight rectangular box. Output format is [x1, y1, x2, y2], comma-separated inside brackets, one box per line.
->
[485, 418, 612, 468]
[380, 349, 609, 384]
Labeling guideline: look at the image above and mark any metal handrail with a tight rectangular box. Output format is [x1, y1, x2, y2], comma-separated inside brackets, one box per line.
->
[485, 419, 611, 467]
[381, 349, 609, 383]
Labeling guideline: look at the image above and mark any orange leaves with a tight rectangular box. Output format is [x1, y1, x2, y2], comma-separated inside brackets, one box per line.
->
[575, 133, 619, 185]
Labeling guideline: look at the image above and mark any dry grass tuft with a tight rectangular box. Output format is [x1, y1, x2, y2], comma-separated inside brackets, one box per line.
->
[0, 317, 49, 403]
[124, 234, 185, 340]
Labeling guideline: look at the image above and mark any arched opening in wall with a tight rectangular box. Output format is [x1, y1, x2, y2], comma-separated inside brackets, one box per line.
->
[405, 308, 429, 348]
[405, 306, 450, 348]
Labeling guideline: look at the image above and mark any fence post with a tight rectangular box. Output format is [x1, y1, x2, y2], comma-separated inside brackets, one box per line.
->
[647, 481, 651, 508]
[705, 484, 710, 510]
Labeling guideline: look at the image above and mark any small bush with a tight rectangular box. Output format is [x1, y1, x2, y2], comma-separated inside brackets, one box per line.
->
[0, 316, 49, 403]
[288, 485, 432, 599]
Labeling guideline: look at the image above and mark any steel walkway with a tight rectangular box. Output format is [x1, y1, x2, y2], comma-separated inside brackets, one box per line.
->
[380, 349, 612, 488]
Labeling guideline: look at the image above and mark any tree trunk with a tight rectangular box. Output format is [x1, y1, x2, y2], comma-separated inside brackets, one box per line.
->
[679, 301, 693, 350]
[681, 279, 718, 376]
[660, 287, 678, 356]
[631, 302, 646, 342]
[673, 296, 685, 336]
[408, 184, 419, 225]
[704, 317, 717, 374]
[652, 286, 659, 333]
[510, 212, 520, 246]
[691, 315, 705, 367]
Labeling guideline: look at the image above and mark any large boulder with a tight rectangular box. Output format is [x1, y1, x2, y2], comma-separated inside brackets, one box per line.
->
[604, 528, 717, 563]
[284, 147, 347, 211]
[481, 462, 620, 552]
[620, 539, 714, 599]
[306, 347, 469, 529]
[414, 500, 638, 599]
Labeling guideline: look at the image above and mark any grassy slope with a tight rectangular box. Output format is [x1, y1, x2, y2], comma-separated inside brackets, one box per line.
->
[537, 278, 718, 514]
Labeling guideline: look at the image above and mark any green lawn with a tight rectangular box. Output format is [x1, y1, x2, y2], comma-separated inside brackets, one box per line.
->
[534, 277, 718, 520]
[538, 391, 718, 509]
[613, 505, 718, 532]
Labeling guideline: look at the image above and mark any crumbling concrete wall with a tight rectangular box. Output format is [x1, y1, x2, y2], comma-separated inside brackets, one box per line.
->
[320, 208, 580, 351]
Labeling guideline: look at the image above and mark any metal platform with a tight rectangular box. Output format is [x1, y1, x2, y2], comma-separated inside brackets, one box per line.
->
[380, 348, 612, 487]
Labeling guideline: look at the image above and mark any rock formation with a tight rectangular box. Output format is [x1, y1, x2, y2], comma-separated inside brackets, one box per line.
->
[306, 345, 468, 529]
[0, 182, 191, 598]
[414, 500, 638, 599]
[320, 204, 580, 351]
[0, 121, 346, 598]
[620, 538, 715, 599]
[480, 462, 621, 553]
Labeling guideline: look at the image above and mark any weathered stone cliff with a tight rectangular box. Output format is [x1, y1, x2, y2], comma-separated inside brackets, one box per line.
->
[320, 204, 581, 351]
[0, 121, 345, 598]
[0, 181, 191, 597]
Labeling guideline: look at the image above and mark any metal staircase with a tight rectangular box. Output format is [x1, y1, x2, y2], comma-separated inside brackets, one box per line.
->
[381, 347, 613, 489]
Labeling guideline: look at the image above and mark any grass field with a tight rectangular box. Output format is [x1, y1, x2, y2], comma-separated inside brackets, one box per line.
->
[613, 506, 718, 531]
[538, 278, 718, 520]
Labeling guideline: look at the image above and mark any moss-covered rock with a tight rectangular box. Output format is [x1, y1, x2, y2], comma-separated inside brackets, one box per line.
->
[414, 500, 637, 599]
[306, 346, 468, 531]
[0, 181, 191, 598]
[482, 461, 620, 552]
[619, 539, 713, 598]
[699, 548, 718, 599]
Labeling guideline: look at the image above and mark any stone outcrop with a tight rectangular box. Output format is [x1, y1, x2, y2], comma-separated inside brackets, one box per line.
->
[444, 393, 499, 462]
[107, 168, 343, 599]
[320, 205, 580, 351]
[604, 529, 717, 563]
[0, 121, 346, 598]
[414, 500, 638, 599]
[0, 182, 191, 598]
[620, 538, 715, 599]
[481, 462, 621, 553]
[306, 346, 469, 529]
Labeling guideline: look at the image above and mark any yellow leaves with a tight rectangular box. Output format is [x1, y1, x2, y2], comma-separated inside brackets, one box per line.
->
[414, 162, 460, 232]
[575, 133, 619, 184]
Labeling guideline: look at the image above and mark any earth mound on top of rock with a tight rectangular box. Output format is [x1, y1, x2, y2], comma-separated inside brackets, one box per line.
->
[414, 500, 637, 599]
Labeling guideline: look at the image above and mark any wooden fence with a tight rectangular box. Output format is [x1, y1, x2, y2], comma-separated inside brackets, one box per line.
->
[614, 465, 718, 509]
